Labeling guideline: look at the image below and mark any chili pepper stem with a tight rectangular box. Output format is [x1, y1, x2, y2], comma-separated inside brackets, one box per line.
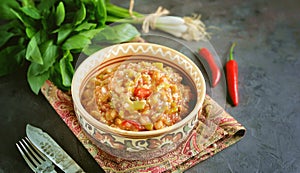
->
[229, 42, 236, 61]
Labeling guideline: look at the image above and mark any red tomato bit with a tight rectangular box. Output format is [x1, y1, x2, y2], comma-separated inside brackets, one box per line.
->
[121, 120, 145, 131]
[134, 87, 152, 99]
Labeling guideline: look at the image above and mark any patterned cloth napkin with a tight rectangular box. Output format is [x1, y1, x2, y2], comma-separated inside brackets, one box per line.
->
[41, 80, 245, 173]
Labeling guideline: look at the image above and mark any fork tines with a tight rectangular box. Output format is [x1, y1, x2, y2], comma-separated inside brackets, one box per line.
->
[16, 137, 53, 172]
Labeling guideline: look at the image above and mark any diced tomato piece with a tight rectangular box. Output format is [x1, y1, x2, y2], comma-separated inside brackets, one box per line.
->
[134, 88, 152, 99]
[121, 120, 144, 131]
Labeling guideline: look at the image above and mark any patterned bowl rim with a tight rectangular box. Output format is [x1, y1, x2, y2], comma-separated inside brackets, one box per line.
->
[71, 43, 206, 137]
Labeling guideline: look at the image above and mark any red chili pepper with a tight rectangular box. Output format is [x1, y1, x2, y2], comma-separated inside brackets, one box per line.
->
[198, 48, 221, 87]
[121, 120, 144, 131]
[226, 43, 239, 106]
[134, 87, 152, 99]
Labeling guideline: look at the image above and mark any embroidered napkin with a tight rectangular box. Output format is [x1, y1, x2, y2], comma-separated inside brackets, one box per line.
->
[41, 80, 245, 172]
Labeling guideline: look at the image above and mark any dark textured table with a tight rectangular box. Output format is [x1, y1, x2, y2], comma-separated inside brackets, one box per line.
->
[1, 0, 299, 172]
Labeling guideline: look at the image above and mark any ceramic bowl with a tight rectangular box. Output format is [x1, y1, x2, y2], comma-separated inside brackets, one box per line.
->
[71, 43, 206, 160]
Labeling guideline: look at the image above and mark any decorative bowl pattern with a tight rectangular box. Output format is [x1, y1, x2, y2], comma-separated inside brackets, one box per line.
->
[71, 43, 206, 160]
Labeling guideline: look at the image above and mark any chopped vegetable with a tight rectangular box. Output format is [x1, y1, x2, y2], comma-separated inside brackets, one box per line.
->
[198, 48, 221, 87]
[153, 62, 164, 70]
[133, 87, 152, 99]
[226, 43, 239, 106]
[121, 120, 144, 131]
[132, 100, 146, 110]
[144, 123, 154, 131]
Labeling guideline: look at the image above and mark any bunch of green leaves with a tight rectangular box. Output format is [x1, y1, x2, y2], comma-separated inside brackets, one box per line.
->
[0, 0, 140, 94]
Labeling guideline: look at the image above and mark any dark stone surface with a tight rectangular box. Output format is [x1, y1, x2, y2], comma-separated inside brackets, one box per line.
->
[1, 0, 299, 172]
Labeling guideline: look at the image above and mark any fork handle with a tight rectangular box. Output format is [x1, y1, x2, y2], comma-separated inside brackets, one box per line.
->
[36, 160, 57, 173]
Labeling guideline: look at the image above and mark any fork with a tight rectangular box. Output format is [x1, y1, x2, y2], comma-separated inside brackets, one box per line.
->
[16, 137, 57, 173]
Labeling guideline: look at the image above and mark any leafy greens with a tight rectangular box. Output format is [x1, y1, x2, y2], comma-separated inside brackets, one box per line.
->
[0, 0, 141, 94]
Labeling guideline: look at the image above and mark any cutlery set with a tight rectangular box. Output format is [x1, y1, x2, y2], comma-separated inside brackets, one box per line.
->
[16, 124, 85, 173]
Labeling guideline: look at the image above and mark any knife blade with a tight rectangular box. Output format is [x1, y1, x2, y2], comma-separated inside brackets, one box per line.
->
[26, 124, 85, 173]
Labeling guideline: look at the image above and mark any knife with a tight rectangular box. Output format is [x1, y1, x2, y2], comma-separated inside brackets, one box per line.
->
[26, 124, 85, 173]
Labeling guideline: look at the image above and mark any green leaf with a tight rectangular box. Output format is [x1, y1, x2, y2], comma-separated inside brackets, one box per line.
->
[83, 24, 140, 55]
[37, 0, 55, 11]
[55, 2, 65, 26]
[0, 20, 23, 41]
[20, 6, 41, 19]
[28, 41, 58, 76]
[74, 22, 97, 32]
[79, 28, 103, 39]
[10, 8, 35, 28]
[83, 24, 139, 55]
[54, 24, 73, 44]
[41, 41, 58, 65]
[37, 0, 55, 30]
[112, 23, 140, 42]
[93, 23, 140, 43]
[74, 3, 86, 26]
[0, 0, 20, 20]
[0, 46, 25, 76]
[25, 36, 43, 64]
[22, 0, 35, 7]
[94, 0, 107, 27]
[59, 51, 74, 87]
[0, 31, 15, 47]
[49, 62, 69, 91]
[33, 30, 48, 45]
[27, 64, 50, 94]
[25, 27, 36, 39]
[82, 44, 104, 56]
[62, 34, 91, 50]
[0, 20, 18, 31]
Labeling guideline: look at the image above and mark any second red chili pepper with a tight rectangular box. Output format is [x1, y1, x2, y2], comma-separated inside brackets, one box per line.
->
[226, 43, 239, 106]
[198, 48, 221, 87]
